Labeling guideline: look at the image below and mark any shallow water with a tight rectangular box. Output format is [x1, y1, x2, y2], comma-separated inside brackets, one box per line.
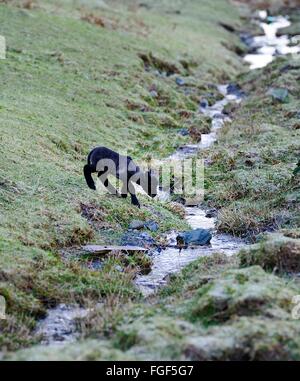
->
[35, 304, 89, 345]
[168, 85, 241, 160]
[244, 12, 300, 69]
[135, 208, 244, 296]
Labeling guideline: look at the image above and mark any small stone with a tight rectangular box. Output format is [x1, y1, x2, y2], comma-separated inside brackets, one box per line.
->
[267, 88, 289, 103]
[240, 32, 254, 47]
[121, 231, 156, 247]
[129, 220, 145, 230]
[200, 99, 209, 109]
[145, 220, 159, 232]
[178, 128, 189, 136]
[227, 83, 245, 98]
[114, 265, 123, 273]
[205, 209, 217, 218]
[175, 77, 185, 86]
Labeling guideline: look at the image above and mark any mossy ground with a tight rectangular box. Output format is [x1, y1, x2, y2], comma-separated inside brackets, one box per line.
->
[6, 255, 300, 361]
[0, 0, 244, 353]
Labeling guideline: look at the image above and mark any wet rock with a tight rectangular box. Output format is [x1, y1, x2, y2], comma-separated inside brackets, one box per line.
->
[187, 266, 295, 324]
[240, 32, 254, 47]
[128, 220, 159, 232]
[175, 77, 185, 86]
[267, 87, 289, 103]
[178, 128, 189, 136]
[239, 233, 300, 274]
[176, 228, 212, 247]
[121, 232, 156, 247]
[171, 195, 186, 205]
[227, 83, 245, 98]
[205, 208, 217, 218]
[129, 220, 145, 230]
[199, 99, 209, 109]
[145, 221, 159, 232]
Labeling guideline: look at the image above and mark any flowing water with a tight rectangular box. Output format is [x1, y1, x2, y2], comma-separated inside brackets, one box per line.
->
[36, 11, 299, 343]
[244, 11, 300, 69]
[135, 85, 245, 296]
[35, 304, 89, 345]
[135, 207, 245, 296]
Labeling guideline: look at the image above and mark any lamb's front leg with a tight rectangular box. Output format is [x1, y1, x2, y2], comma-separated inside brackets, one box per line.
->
[120, 181, 128, 199]
[98, 171, 119, 197]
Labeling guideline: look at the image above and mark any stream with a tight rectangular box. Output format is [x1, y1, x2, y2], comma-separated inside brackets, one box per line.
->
[135, 85, 245, 296]
[35, 10, 300, 345]
[135, 10, 300, 296]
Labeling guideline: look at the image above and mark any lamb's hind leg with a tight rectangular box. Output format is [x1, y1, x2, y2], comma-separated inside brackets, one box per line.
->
[127, 180, 140, 208]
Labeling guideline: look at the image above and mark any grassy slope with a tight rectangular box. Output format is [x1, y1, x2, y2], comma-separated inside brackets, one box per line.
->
[0, 0, 243, 352]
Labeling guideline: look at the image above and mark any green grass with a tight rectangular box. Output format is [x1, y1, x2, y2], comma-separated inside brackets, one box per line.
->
[0, 0, 244, 352]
